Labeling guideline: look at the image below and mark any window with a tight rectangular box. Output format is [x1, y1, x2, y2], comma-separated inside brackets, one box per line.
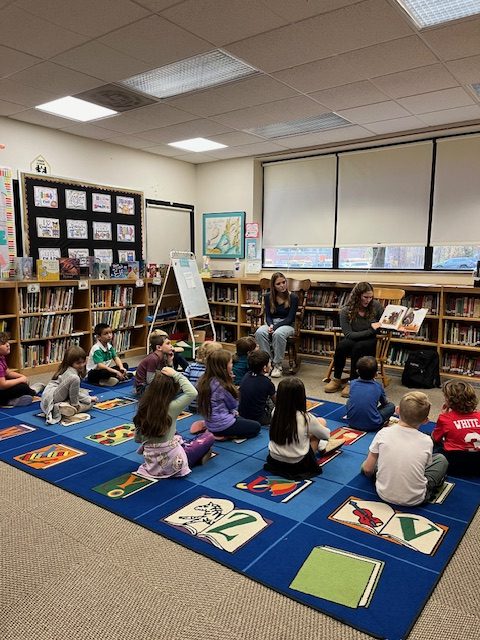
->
[338, 247, 425, 270]
[432, 246, 480, 271]
[264, 247, 333, 269]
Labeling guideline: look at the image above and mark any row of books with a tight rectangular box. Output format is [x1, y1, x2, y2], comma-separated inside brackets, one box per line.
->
[385, 346, 412, 366]
[13, 257, 147, 281]
[19, 286, 75, 313]
[400, 294, 438, 314]
[300, 336, 335, 356]
[444, 296, 480, 318]
[91, 285, 135, 308]
[244, 289, 262, 304]
[306, 289, 350, 308]
[112, 329, 132, 353]
[443, 321, 480, 347]
[20, 313, 74, 340]
[92, 307, 139, 330]
[215, 326, 235, 343]
[0, 320, 8, 332]
[204, 283, 238, 303]
[441, 352, 480, 377]
[20, 337, 81, 368]
[302, 313, 341, 331]
[211, 307, 237, 322]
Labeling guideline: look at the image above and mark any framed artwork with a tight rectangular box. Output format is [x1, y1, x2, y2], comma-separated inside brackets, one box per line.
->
[117, 223, 135, 242]
[38, 247, 61, 260]
[93, 221, 112, 241]
[92, 193, 111, 213]
[94, 248, 113, 262]
[203, 211, 245, 259]
[66, 219, 88, 240]
[65, 189, 87, 210]
[118, 249, 136, 262]
[116, 196, 134, 215]
[68, 248, 89, 258]
[36, 217, 60, 239]
[33, 186, 58, 208]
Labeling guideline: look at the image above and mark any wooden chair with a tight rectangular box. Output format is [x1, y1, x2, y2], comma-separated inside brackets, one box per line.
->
[246, 277, 312, 374]
[323, 286, 405, 387]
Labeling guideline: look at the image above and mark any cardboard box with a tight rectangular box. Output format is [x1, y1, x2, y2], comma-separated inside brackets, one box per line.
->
[193, 330, 206, 343]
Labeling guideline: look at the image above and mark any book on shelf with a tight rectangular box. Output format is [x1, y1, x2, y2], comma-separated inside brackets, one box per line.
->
[36, 259, 59, 281]
[147, 262, 159, 278]
[78, 256, 94, 278]
[13, 257, 33, 280]
[92, 261, 112, 279]
[378, 304, 428, 334]
[59, 258, 80, 280]
[110, 263, 129, 279]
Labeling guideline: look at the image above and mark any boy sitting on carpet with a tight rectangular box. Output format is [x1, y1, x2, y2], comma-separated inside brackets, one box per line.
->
[87, 323, 130, 387]
[345, 356, 395, 431]
[362, 391, 448, 505]
[134, 332, 174, 396]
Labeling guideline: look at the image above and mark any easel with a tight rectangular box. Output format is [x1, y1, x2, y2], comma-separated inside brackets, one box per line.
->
[147, 251, 216, 358]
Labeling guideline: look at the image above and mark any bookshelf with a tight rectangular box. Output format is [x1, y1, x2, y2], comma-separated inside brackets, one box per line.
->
[0, 282, 19, 369]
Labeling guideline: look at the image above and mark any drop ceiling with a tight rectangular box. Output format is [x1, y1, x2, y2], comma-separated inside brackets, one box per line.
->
[1, 0, 480, 164]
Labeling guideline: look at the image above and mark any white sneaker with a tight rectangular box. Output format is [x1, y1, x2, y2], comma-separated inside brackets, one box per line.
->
[58, 402, 76, 417]
[31, 382, 46, 394]
[271, 366, 282, 378]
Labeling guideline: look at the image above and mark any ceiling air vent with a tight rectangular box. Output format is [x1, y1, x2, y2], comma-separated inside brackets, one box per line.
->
[245, 113, 352, 139]
[75, 84, 157, 112]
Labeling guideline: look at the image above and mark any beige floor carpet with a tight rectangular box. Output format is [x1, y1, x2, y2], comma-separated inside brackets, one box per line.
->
[1, 361, 479, 640]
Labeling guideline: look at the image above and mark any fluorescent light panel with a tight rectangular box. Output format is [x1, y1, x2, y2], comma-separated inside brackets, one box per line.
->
[35, 96, 117, 121]
[168, 138, 227, 152]
[394, 0, 480, 28]
[246, 113, 351, 139]
[121, 50, 258, 99]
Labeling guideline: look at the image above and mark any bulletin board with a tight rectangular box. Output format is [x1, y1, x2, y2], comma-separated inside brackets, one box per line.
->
[21, 173, 144, 262]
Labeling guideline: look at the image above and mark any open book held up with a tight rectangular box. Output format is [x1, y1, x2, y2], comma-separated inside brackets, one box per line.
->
[378, 304, 428, 334]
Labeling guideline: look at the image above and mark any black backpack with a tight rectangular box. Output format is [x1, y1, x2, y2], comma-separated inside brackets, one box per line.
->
[401, 350, 441, 389]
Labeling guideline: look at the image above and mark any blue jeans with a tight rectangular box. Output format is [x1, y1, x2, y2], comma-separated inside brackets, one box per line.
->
[379, 402, 396, 425]
[255, 323, 294, 368]
[217, 417, 261, 439]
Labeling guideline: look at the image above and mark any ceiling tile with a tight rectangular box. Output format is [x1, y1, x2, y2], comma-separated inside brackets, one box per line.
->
[171, 152, 219, 163]
[417, 105, 480, 127]
[226, 0, 413, 72]
[10, 62, 102, 97]
[16, 0, 149, 37]
[262, 0, 361, 22]
[0, 79, 60, 107]
[0, 46, 41, 79]
[338, 101, 411, 124]
[99, 15, 211, 65]
[421, 17, 480, 61]
[212, 96, 326, 129]
[446, 55, 480, 84]
[161, 0, 286, 46]
[52, 43, 153, 83]
[167, 75, 299, 117]
[363, 115, 427, 135]
[373, 64, 459, 99]
[277, 125, 373, 149]
[0, 6, 89, 58]
[104, 134, 159, 149]
[207, 131, 266, 146]
[10, 108, 76, 128]
[143, 143, 185, 157]
[0, 99, 26, 116]
[136, 119, 232, 144]
[308, 81, 389, 110]
[398, 87, 475, 115]
[96, 103, 197, 134]
[273, 56, 364, 93]
[208, 141, 289, 158]
[60, 123, 118, 140]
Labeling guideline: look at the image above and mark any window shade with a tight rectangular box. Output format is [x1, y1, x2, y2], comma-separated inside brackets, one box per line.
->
[263, 156, 336, 247]
[336, 142, 432, 247]
[431, 135, 480, 245]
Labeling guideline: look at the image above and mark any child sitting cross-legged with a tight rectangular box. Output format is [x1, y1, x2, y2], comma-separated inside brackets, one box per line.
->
[134, 332, 175, 396]
[362, 391, 448, 506]
[431, 380, 480, 476]
[86, 323, 129, 387]
[135, 368, 215, 479]
[184, 341, 223, 389]
[345, 356, 395, 431]
[238, 350, 276, 426]
[232, 336, 257, 384]
[264, 377, 330, 480]
[0, 332, 44, 407]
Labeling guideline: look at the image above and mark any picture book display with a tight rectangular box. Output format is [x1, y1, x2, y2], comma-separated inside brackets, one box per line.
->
[59, 257, 80, 280]
[86, 423, 135, 446]
[378, 305, 428, 333]
[94, 397, 137, 411]
[36, 258, 59, 281]
[13, 257, 33, 280]
[290, 545, 384, 609]
[329, 496, 448, 555]
[92, 472, 157, 499]
[163, 496, 271, 553]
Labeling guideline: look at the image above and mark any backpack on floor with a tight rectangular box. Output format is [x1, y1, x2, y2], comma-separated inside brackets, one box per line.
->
[401, 350, 441, 389]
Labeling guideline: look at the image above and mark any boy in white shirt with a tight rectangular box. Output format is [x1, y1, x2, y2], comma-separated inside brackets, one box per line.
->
[362, 391, 448, 506]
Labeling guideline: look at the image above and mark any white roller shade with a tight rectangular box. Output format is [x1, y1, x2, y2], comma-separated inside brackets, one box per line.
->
[263, 156, 336, 247]
[337, 142, 432, 247]
[145, 204, 191, 263]
[431, 135, 480, 246]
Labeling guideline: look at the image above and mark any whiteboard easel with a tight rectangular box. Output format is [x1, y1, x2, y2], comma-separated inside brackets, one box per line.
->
[147, 251, 216, 357]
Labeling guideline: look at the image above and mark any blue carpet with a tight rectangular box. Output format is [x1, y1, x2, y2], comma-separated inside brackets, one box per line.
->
[0, 384, 478, 640]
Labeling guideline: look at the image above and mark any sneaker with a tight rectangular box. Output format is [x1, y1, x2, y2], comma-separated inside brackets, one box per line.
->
[324, 378, 343, 393]
[58, 402, 76, 417]
[8, 395, 33, 407]
[30, 382, 46, 394]
[99, 377, 119, 387]
[270, 366, 282, 378]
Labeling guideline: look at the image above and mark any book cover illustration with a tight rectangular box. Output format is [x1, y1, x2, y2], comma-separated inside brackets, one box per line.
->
[14, 257, 33, 280]
[36, 258, 59, 281]
[329, 427, 366, 447]
[86, 423, 135, 446]
[290, 545, 384, 609]
[94, 397, 137, 411]
[110, 262, 129, 279]
[14, 443, 86, 469]
[428, 481, 455, 504]
[177, 411, 192, 420]
[163, 496, 271, 553]
[0, 424, 36, 441]
[235, 473, 312, 503]
[306, 399, 323, 411]
[92, 261, 111, 279]
[93, 472, 157, 499]
[379, 304, 428, 334]
[317, 449, 343, 467]
[59, 257, 80, 280]
[329, 496, 448, 555]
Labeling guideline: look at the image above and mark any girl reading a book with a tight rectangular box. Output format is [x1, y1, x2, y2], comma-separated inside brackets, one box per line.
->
[41, 346, 97, 424]
[197, 349, 261, 440]
[324, 282, 383, 398]
[135, 368, 215, 479]
[432, 380, 480, 476]
[265, 377, 330, 480]
[255, 272, 298, 379]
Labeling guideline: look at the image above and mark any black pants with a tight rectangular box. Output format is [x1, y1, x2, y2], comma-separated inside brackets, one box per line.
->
[87, 363, 128, 384]
[0, 383, 36, 405]
[333, 337, 377, 380]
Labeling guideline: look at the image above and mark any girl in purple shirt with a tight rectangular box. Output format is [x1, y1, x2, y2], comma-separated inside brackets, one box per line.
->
[197, 350, 261, 440]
